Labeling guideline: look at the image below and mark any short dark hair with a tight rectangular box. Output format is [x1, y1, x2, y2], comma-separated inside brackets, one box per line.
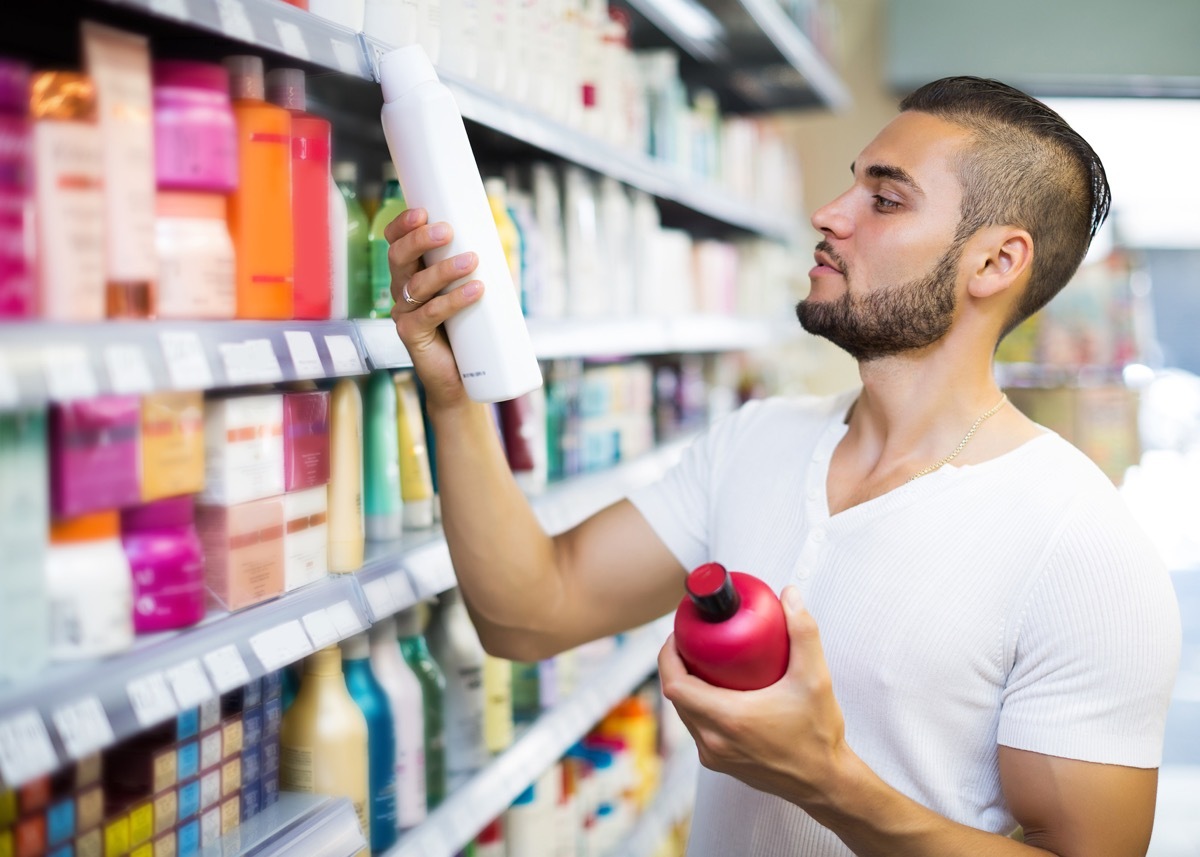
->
[898, 77, 1111, 339]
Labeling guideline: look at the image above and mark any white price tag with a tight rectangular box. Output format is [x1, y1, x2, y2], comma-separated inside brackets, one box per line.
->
[43, 345, 98, 401]
[0, 710, 57, 785]
[220, 340, 282, 385]
[363, 577, 397, 619]
[324, 334, 364, 376]
[406, 541, 455, 596]
[149, 0, 189, 18]
[327, 600, 365, 637]
[166, 659, 215, 710]
[203, 645, 251, 694]
[387, 570, 416, 610]
[51, 696, 114, 761]
[250, 620, 314, 671]
[358, 322, 411, 368]
[127, 672, 179, 728]
[160, 331, 213, 390]
[302, 609, 339, 649]
[104, 344, 154, 395]
[0, 354, 18, 407]
[332, 39, 362, 76]
[274, 19, 311, 60]
[215, 0, 256, 41]
[284, 330, 324, 378]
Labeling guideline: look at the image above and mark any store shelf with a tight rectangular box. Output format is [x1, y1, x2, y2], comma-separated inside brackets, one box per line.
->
[526, 314, 796, 360]
[609, 744, 700, 857]
[0, 438, 691, 788]
[389, 616, 674, 857]
[201, 793, 367, 857]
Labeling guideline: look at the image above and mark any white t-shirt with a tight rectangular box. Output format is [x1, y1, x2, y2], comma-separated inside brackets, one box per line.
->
[628, 391, 1181, 857]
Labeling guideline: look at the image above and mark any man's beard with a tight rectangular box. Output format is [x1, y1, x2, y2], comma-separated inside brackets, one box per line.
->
[795, 240, 963, 362]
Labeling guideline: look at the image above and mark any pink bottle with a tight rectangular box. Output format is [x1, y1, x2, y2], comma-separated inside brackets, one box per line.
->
[151, 60, 238, 192]
[266, 68, 331, 320]
[673, 562, 789, 690]
[121, 495, 206, 633]
[0, 59, 33, 318]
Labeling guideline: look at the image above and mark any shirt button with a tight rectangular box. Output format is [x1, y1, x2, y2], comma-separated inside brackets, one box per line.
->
[812, 528, 826, 543]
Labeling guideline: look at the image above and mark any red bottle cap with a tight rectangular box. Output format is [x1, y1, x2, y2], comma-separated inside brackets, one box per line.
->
[686, 562, 741, 621]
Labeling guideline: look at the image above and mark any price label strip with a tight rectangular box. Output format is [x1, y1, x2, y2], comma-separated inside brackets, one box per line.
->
[283, 330, 324, 378]
[0, 710, 58, 785]
[204, 645, 251, 694]
[220, 340, 283, 386]
[327, 601, 365, 638]
[363, 577, 397, 620]
[159, 331, 214, 390]
[331, 39, 362, 76]
[250, 621, 314, 671]
[215, 0, 256, 42]
[166, 659, 216, 710]
[43, 344, 99, 401]
[51, 696, 115, 761]
[358, 322, 411, 368]
[127, 672, 179, 728]
[148, 0, 189, 18]
[405, 541, 455, 598]
[387, 571, 417, 611]
[104, 344, 155, 395]
[302, 609, 339, 649]
[324, 334, 364, 376]
[274, 19, 311, 60]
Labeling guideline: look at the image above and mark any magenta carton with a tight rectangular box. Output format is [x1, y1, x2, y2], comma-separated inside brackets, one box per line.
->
[122, 495, 206, 632]
[50, 395, 142, 517]
[283, 390, 330, 491]
[0, 58, 34, 318]
[152, 60, 238, 192]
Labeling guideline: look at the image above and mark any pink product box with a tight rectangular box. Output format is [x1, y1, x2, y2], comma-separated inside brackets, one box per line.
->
[50, 396, 142, 518]
[282, 391, 330, 492]
[196, 497, 285, 612]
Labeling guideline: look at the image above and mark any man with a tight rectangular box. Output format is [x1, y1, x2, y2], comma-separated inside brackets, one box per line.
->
[385, 77, 1180, 856]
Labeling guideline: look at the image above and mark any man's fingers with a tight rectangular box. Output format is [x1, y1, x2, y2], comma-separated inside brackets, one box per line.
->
[383, 207, 427, 244]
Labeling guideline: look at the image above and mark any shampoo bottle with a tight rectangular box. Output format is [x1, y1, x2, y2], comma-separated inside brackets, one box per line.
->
[281, 646, 371, 847]
[396, 605, 447, 808]
[266, 68, 332, 320]
[328, 379, 366, 573]
[341, 632, 399, 853]
[393, 371, 434, 529]
[378, 46, 543, 403]
[45, 511, 134, 660]
[483, 655, 514, 754]
[368, 163, 407, 319]
[0, 60, 34, 319]
[369, 616, 428, 830]
[224, 55, 294, 319]
[363, 371, 403, 542]
[426, 588, 488, 791]
[673, 562, 789, 691]
[336, 162, 373, 319]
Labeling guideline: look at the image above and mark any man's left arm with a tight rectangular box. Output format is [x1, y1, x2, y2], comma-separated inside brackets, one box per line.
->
[658, 587, 1159, 857]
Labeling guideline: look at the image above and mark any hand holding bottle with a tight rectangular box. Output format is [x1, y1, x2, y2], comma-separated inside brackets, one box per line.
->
[384, 207, 484, 409]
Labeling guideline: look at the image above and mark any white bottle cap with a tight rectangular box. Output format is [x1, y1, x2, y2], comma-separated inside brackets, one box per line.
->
[379, 45, 437, 104]
[224, 55, 265, 101]
[333, 161, 358, 184]
[483, 176, 507, 201]
[340, 631, 371, 660]
[265, 67, 307, 110]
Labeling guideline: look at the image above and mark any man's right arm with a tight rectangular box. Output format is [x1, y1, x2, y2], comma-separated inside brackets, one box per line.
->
[385, 209, 687, 661]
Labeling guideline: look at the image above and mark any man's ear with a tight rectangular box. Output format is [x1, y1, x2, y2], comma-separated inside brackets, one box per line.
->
[967, 227, 1033, 299]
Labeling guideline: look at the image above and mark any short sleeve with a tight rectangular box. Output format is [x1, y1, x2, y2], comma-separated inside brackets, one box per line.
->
[998, 500, 1181, 768]
[626, 401, 762, 574]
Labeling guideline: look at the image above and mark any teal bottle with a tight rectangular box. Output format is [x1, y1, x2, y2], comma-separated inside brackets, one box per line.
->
[363, 371, 403, 542]
[341, 632, 399, 853]
[396, 605, 447, 809]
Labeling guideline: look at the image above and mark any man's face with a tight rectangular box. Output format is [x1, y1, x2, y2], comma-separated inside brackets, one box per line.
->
[796, 112, 973, 362]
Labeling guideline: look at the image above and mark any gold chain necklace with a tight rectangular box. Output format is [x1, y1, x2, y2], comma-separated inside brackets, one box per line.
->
[907, 394, 1008, 483]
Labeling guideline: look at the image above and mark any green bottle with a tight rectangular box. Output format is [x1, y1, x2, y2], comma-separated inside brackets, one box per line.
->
[335, 162, 373, 319]
[369, 163, 408, 319]
[363, 371, 403, 542]
[396, 605, 447, 808]
[511, 661, 541, 725]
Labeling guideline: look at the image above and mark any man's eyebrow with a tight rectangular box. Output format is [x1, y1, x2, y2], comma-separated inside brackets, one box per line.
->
[850, 161, 925, 196]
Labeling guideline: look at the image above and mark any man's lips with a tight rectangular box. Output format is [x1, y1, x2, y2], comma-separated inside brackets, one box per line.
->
[811, 250, 843, 277]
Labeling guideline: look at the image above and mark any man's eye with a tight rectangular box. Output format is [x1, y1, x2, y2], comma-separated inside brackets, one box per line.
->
[874, 195, 901, 211]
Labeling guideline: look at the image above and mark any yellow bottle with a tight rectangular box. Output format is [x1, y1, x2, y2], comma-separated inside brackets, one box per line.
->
[327, 379, 365, 573]
[484, 177, 522, 299]
[281, 646, 371, 853]
[393, 371, 435, 529]
[482, 654, 514, 754]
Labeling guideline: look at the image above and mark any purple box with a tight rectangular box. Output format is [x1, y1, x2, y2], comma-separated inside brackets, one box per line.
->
[282, 391, 329, 491]
[50, 396, 142, 517]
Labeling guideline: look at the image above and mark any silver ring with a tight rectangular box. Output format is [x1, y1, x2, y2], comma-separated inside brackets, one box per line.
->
[402, 284, 424, 306]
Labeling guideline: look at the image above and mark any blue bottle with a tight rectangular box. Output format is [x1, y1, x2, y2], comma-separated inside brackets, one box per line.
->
[342, 631, 399, 853]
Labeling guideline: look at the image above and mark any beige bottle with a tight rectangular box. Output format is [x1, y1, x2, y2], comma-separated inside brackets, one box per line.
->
[483, 654, 514, 754]
[328, 378, 366, 572]
[393, 371, 435, 529]
[281, 645, 371, 851]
